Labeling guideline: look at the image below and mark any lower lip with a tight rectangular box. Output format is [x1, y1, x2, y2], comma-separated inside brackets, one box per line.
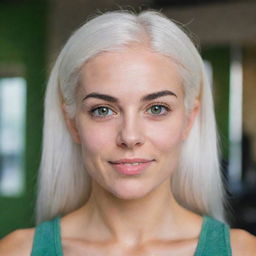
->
[110, 161, 154, 175]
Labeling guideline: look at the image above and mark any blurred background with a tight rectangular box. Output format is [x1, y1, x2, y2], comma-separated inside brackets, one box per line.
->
[0, 0, 256, 238]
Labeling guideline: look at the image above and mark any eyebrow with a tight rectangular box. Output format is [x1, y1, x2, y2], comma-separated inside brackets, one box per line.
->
[82, 90, 177, 103]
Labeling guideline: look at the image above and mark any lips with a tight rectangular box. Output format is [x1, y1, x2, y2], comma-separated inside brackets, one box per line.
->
[109, 158, 155, 175]
[109, 158, 154, 164]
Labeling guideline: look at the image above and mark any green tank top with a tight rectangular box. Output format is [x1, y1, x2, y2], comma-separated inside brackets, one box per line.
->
[31, 215, 232, 255]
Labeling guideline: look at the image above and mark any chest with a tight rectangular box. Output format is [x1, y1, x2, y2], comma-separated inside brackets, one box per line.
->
[62, 238, 198, 256]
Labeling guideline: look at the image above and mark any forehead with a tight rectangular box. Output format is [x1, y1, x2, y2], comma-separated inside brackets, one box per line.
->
[79, 46, 183, 98]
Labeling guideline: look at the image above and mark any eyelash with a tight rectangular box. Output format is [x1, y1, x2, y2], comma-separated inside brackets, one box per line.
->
[88, 102, 171, 119]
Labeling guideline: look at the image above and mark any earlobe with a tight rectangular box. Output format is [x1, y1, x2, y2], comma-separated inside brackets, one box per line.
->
[62, 103, 81, 144]
[182, 100, 200, 140]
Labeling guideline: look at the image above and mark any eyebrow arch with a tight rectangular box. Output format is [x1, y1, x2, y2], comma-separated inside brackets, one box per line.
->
[142, 90, 177, 101]
[82, 90, 177, 103]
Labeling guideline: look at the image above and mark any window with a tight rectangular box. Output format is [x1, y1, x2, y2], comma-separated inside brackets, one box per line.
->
[0, 77, 26, 196]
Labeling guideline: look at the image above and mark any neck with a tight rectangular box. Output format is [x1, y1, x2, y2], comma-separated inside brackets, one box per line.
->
[81, 180, 193, 246]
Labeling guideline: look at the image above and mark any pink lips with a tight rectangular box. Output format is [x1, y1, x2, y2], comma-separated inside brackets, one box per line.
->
[109, 158, 154, 175]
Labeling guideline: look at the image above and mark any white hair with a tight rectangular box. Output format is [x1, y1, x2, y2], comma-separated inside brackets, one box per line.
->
[36, 10, 226, 223]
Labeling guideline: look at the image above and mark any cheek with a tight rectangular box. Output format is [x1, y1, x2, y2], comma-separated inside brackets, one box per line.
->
[76, 121, 115, 182]
[77, 121, 114, 155]
[147, 119, 186, 153]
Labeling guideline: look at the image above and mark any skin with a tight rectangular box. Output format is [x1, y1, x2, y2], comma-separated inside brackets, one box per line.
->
[1, 45, 256, 256]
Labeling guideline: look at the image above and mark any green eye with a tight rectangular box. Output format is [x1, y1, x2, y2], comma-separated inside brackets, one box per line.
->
[91, 106, 114, 117]
[148, 105, 169, 115]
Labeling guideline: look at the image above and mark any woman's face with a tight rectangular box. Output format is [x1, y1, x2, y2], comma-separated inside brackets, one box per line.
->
[66, 46, 199, 200]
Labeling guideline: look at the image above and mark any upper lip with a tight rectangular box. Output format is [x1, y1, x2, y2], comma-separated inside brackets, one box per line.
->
[109, 158, 154, 164]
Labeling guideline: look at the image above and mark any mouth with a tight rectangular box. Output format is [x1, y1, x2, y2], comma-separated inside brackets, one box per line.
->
[108, 159, 155, 175]
[109, 158, 154, 164]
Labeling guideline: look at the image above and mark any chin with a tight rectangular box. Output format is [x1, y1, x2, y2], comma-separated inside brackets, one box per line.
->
[109, 180, 153, 200]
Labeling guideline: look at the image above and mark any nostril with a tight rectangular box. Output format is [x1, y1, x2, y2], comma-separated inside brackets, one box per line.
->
[121, 141, 143, 150]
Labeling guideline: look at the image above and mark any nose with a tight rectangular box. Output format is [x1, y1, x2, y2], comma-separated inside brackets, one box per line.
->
[116, 113, 145, 150]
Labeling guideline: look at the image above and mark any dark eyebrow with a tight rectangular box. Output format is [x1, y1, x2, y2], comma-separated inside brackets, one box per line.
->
[82, 90, 177, 103]
[83, 93, 118, 103]
[142, 90, 177, 101]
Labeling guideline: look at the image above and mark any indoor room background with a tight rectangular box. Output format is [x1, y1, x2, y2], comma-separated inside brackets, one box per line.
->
[0, 0, 256, 238]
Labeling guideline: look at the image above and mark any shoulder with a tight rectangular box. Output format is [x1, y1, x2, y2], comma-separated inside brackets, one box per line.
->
[0, 228, 35, 256]
[230, 228, 256, 256]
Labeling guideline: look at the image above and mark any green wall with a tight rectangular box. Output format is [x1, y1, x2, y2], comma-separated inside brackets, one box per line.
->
[202, 47, 230, 162]
[0, 2, 47, 237]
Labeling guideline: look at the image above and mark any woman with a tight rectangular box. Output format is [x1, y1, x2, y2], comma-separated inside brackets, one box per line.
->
[1, 10, 255, 256]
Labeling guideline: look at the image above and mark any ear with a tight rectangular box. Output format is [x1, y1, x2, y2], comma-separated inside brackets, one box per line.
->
[182, 99, 200, 141]
[62, 103, 81, 144]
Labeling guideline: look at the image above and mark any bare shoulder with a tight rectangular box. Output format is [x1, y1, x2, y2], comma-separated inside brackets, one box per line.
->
[0, 228, 35, 256]
[230, 228, 256, 256]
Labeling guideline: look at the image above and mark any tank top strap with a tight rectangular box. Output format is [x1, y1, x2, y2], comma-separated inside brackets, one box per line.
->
[194, 216, 232, 256]
[30, 216, 63, 256]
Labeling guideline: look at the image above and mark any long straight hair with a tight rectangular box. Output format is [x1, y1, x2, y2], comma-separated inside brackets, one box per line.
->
[36, 10, 226, 224]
